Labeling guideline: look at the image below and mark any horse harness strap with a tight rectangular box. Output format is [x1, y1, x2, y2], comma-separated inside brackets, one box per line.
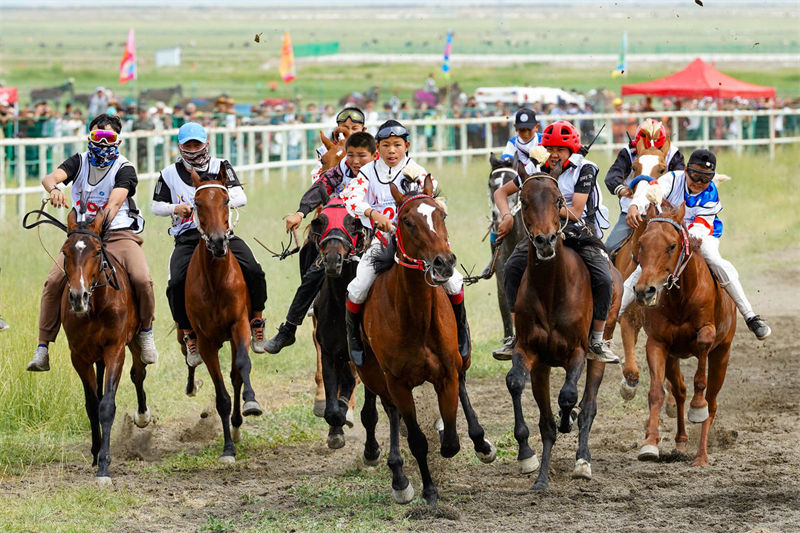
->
[646, 217, 693, 290]
[193, 183, 238, 243]
[395, 194, 438, 272]
[66, 228, 121, 291]
[519, 174, 572, 243]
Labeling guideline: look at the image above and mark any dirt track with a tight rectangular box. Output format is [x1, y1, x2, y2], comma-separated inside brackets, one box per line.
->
[3, 262, 798, 532]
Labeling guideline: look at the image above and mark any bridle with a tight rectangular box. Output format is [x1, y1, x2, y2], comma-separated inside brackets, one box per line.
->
[643, 217, 693, 290]
[193, 183, 238, 250]
[490, 166, 522, 223]
[519, 174, 572, 246]
[313, 202, 366, 263]
[394, 193, 450, 287]
[65, 228, 120, 293]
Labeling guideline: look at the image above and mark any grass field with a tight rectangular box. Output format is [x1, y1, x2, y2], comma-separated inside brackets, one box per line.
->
[0, 144, 798, 530]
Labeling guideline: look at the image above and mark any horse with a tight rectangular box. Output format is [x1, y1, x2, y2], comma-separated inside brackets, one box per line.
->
[308, 199, 364, 449]
[30, 80, 74, 103]
[139, 85, 183, 104]
[61, 206, 150, 485]
[185, 167, 262, 463]
[317, 127, 349, 174]
[632, 201, 736, 466]
[357, 176, 496, 505]
[505, 172, 622, 490]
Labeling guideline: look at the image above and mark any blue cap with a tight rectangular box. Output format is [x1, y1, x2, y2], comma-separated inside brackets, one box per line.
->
[178, 122, 207, 144]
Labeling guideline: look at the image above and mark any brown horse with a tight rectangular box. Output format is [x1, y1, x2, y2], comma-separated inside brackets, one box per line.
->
[633, 202, 736, 466]
[506, 173, 622, 490]
[357, 177, 495, 505]
[61, 207, 150, 485]
[317, 127, 349, 174]
[185, 168, 262, 463]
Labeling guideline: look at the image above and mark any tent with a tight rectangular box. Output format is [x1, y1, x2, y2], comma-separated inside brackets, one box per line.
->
[621, 58, 775, 99]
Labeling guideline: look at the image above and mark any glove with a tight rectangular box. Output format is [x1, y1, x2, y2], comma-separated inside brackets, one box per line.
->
[402, 161, 425, 180]
[645, 184, 663, 206]
[529, 145, 550, 167]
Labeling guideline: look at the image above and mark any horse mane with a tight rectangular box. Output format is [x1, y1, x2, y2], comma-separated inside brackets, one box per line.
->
[370, 238, 396, 275]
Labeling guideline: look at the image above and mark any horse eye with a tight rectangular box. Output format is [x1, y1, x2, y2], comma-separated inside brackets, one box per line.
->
[402, 217, 413, 227]
[667, 243, 677, 254]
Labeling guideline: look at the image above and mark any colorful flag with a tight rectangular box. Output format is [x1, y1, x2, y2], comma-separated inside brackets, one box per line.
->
[612, 31, 627, 78]
[280, 31, 296, 83]
[119, 28, 136, 84]
[442, 30, 453, 79]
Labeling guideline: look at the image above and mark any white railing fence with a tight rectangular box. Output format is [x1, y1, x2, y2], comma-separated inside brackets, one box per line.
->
[1, 108, 798, 219]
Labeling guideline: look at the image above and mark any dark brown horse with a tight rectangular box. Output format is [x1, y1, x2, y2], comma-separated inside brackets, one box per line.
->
[506, 173, 621, 490]
[633, 202, 736, 466]
[185, 168, 262, 463]
[357, 177, 496, 505]
[61, 207, 150, 485]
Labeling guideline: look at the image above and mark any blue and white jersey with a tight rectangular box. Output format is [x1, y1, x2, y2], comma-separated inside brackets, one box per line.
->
[501, 134, 542, 173]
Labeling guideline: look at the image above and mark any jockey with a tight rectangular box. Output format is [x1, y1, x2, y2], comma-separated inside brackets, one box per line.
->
[501, 107, 541, 174]
[311, 107, 366, 180]
[151, 122, 268, 365]
[340, 120, 470, 365]
[492, 120, 618, 364]
[604, 118, 685, 252]
[265, 131, 378, 353]
[27, 113, 158, 372]
[620, 149, 771, 340]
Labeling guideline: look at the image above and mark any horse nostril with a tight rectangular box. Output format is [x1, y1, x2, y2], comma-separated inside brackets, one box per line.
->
[645, 286, 656, 298]
[534, 235, 546, 246]
[548, 234, 557, 246]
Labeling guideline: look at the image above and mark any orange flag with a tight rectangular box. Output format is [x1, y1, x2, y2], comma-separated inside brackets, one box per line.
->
[279, 31, 296, 83]
[119, 29, 136, 84]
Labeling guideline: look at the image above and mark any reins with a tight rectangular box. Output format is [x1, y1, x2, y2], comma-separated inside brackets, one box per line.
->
[644, 216, 693, 290]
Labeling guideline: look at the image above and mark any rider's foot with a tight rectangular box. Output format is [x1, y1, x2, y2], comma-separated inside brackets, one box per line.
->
[183, 331, 202, 367]
[345, 309, 365, 366]
[27, 344, 50, 372]
[136, 327, 159, 365]
[0, 317, 9, 332]
[745, 315, 771, 340]
[265, 322, 297, 354]
[492, 335, 515, 361]
[587, 338, 620, 364]
[250, 319, 268, 354]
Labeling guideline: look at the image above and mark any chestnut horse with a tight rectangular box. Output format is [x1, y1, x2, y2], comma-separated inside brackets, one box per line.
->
[357, 177, 496, 505]
[633, 201, 736, 466]
[185, 168, 262, 463]
[61, 207, 150, 484]
[506, 173, 621, 490]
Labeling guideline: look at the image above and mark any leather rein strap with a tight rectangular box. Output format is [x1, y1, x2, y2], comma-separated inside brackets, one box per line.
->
[645, 216, 693, 290]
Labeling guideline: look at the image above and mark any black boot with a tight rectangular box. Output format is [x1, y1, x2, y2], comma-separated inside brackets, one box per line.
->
[265, 322, 297, 354]
[450, 300, 471, 360]
[345, 309, 365, 366]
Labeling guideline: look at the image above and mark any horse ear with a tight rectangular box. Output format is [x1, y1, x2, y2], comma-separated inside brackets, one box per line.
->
[309, 214, 327, 246]
[67, 208, 78, 230]
[675, 202, 686, 222]
[489, 152, 499, 168]
[390, 183, 404, 204]
[89, 208, 106, 235]
[218, 164, 227, 184]
[661, 136, 671, 156]
[343, 214, 360, 236]
[635, 137, 647, 155]
[422, 174, 434, 196]
[189, 167, 202, 188]
[645, 202, 659, 219]
[320, 131, 335, 150]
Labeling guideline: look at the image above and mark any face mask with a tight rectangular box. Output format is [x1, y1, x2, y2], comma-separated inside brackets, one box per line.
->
[88, 142, 119, 168]
[180, 145, 210, 169]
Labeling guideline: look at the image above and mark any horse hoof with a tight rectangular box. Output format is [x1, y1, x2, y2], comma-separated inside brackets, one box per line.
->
[572, 459, 592, 480]
[327, 434, 345, 450]
[345, 408, 354, 428]
[434, 418, 444, 433]
[476, 441, 497, 464]
[518, 454, 539, 475]
[688, 406, 709, 424]
[95, 476, 113, 488]
[232, 426, 241, 443]
[392, 483, 415, 504]
[242, 401, 263, 417]
[187, 379, 203, 397]
[665, 401, 678, 419]
[313, 399, 326, 418]
[218, 455, 235, 464]
[531, 480, 549, 491]
[619, 378, 638, 401]
[363, 448, 381, 466]
[133, 409, 151, 428]
[638, 444, 660, 461]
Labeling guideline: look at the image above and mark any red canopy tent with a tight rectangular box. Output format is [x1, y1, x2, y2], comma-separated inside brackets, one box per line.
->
[621, 58, 775, 99]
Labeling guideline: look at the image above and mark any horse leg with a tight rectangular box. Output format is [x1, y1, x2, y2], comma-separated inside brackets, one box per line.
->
[321, 345, 346, 449]
[433, 371, 461, 459]
[128, 345, 151, 428]
[229, 344, 244, 444]
[312, 316, 326, 417]
[361, 387, 381, 465]
[383, 402, 414, 504]
[496, 263, 513, 339]
[664, 356, 688, 453]
[95, 360, 105, 403]
[76, 362, 101, 467]
[619, 309, 641, 400]
[181, 327, 202, 397]
[573, 358, 606, 480]
[233, 320, 262, 417]
[199, 337, 236, 462]
[341, 361, 358, 428]
[689, 347, 711, 424]
[96, 346, 125, 484]
[458, 370, 496, 463]
[558, 347, 585, 434]
[506, 350, 537, 474]
[530, 360, 555, 491]
[694, 344, 730, 467]
[664, 379, 678, 418]
[639, 340, 668, 461]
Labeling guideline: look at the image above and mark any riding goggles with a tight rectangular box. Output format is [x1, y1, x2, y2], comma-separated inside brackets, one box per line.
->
[336, 109, 365, 124]
[687, 167, 714, 184]
[88, 129, 120, 145]
[376, 125, 409, 140]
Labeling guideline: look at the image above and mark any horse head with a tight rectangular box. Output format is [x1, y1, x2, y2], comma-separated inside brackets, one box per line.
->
[63, 206, 107, 314]
[634, 201, 688, 306]
[519, 172, 565, 261]
[488, 152, 521, 227]
[319, 127, 349, 173]
[631, 137, 669, 182]
[389, 175, 455, 284]
[310, 199, 362, 277]
[191, 167, 232, 258]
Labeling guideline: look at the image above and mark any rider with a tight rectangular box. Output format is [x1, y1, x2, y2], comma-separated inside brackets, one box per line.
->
[311, 106, 366, 180]
[492, 120, 619, 364]
[604, 118, 685, 252]
[27, 113, 158, 371]
[151, 122, 269, 365]
[501, 107, 541, 175]
[620, 149, 771, 340]
[340, 119, 471, 364]
[265, 131, 378, 353]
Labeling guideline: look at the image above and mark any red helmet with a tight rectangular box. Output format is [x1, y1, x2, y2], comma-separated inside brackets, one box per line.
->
[633, 118, 667, 149]
[541, 120, 581, 154]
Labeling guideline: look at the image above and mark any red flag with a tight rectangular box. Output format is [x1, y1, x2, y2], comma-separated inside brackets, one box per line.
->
[279, 31, 296, 83]
[119, 29, 136, 84]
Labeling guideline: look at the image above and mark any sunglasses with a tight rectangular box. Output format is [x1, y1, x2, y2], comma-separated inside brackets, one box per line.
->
[687, 168, 714, 184]
[376, 125, 409, 140]
[88, 129, 120, 145]
[336, 109, 365, 124]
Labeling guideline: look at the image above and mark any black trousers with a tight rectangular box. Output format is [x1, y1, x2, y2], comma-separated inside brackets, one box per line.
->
[166, 230, 268, 330]
[503, 237, 612, 322]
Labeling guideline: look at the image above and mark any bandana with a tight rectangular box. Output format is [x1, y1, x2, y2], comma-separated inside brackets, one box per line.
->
[88, 142, 119, 168]
[180, 145, 211, 169]
[513, 136, 538, 162]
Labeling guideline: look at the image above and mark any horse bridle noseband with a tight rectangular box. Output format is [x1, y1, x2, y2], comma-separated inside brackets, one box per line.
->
[394, 193, 450, 287]
[314, 203, 365, 261]
[193, 183, 239, 249]
[644, 217, 693, 290]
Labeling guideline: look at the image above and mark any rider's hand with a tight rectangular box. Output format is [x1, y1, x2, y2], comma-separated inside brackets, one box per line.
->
[497, 213, 514, 239]
[48, 189, 68, 208]
[370, 211, 393, 233]
[174, 204, 193, 218]
[626, 205, 642, 228]
[618, 187, 633, 198]
[285, 212, 303, 233]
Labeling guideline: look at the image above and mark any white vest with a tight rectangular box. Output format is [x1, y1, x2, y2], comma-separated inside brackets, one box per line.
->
[557, 157, 610, 238]
[620, 146, 679, 212]
[71, 152, 142, 232]
[359, 157, 426, 224]
[160, 158, 222, 236]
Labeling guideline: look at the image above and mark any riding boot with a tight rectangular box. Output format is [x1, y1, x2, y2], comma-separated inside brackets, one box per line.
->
[265, 322, 297, 354]
[345, 308, 365, 366]
[450, 300, 471, 360]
